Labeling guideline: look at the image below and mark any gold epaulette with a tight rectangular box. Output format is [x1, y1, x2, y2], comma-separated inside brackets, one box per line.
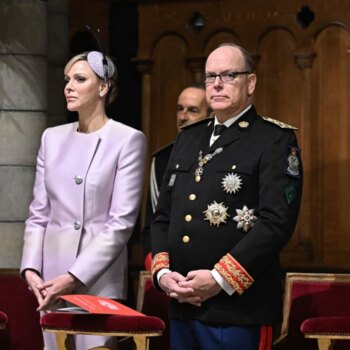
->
[262, 116, 297, 130]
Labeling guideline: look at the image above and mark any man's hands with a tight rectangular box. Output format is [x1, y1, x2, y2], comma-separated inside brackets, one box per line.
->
[159, 269, 221, 307]
[25, 271, 82, 311]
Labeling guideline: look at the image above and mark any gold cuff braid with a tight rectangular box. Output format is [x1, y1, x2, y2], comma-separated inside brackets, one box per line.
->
[151, 252, 170, 279]
[214, 253, 254, 294]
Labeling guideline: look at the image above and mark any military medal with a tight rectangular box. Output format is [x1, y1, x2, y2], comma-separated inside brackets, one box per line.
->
[222, 173, 242, 194]
[194, 147, 223, 182]
[233, 205, 257, 232]
[203, 201, 230, 227]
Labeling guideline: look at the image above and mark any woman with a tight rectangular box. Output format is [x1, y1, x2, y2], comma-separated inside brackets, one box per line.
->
[20, 51, 146, 349]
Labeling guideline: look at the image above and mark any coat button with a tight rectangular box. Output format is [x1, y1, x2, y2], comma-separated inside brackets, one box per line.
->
[185, 215, 192, 222]
[176, 164, 180, 169]
[182, 235, 190, 243]
[189, 194, 196, 201]
[74, 176, 83, 185]
[74, 221, 81, 230]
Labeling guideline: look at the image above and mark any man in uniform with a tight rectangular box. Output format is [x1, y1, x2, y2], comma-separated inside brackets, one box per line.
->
[151, 43, 302, 349]
[141, 83, 211, 269]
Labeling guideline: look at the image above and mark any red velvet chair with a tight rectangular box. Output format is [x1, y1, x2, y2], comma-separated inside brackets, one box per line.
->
[137, 271, 171, 350]
[41, 271, 168, 350]
[40, 306, 165, 350]
[301, 316, 350, 350]
[0, 311, 8, 330]
[274, 272, 350, 350]
[0, 310, 8, 350]
[0, 273, 43, 350]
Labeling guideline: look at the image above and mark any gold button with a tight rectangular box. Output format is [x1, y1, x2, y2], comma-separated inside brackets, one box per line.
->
[185, 215, 192, 222]
[182, 235, 190, 243]
[189, 194, 196, 201]
[232, 165, 237, 170]
[195, 175, 201, 182]
[176, 164, 179, 169]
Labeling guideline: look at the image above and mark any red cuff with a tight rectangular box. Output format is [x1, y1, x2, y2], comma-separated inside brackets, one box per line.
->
[151, 252, 169, 279]
[214, 253, 254, 295]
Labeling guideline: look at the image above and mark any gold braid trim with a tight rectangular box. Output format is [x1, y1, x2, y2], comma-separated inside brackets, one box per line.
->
[262, 116, 297, 130]
[214, 253, 254, 295]
[151, 252, 170, 279]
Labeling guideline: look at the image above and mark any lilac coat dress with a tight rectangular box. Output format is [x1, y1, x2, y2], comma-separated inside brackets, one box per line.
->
[20, 119, 146, 349]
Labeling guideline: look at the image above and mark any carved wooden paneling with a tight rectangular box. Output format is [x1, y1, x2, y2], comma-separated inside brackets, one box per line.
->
[312, 25, 350, 267]
[136, 0, 350, 270]
[254, 29, 306, 264]
[204, 31, 241, 55]
[255, 29, 302, 128]
[150, 35, 189, 152]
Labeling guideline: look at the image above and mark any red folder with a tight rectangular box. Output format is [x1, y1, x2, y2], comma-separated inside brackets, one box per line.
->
[59, 294, 145, 316]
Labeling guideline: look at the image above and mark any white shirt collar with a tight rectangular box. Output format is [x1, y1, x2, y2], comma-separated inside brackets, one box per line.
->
[210, 104, 252, 147]
[214, 104, 252, 128]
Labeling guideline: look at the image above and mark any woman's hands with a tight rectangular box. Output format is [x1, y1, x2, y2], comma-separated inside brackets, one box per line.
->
[24, 269, 47, 308]
[36, 273, 82, 311]
[25, 270, 82, 311]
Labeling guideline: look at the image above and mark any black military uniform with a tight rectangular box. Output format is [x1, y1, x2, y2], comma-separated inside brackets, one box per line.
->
[151, 106, 302, 326]
[141, 143, 174, 255]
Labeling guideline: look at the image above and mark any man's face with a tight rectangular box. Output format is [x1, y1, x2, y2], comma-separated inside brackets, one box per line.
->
[205, 46, 256, 121]
[176, 87, 209, 131]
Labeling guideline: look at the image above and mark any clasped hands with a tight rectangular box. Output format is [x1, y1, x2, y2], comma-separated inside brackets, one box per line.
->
[159, 269, 221, 307]
[25, 270, 82, 311]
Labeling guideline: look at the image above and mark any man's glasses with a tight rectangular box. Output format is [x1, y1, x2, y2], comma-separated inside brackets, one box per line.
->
[203, 71, 251, 84]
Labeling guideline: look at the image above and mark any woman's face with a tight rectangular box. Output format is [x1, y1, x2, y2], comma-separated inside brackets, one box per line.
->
[64, 60, 102, 112]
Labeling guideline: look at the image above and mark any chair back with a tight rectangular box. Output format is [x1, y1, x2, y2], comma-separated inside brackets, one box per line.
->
[276, 272, 350, 350]
[137, 271, 170, 350]
[0, 274, 43, 350]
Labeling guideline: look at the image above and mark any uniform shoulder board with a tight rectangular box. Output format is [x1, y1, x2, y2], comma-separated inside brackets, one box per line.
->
[180, 117, 214, 131]
[152, 142, 174, 157]
[262, 116, 297, 130]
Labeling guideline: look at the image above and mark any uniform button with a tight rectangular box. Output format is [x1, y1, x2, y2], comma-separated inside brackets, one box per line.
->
[189, 194, 196, 201]
[74, 221, 81, 230]
[74, 176, 83, 185]
[231, 165, 237, 170]
[176, 164, 180, 169]
[182, 235, 190, 243]
[185, 215, 192, 222]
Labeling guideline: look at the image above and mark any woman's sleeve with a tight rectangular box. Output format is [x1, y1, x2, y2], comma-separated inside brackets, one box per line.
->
[20, 129, 50, 276]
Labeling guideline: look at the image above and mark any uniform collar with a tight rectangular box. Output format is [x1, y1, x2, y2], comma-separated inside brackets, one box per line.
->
[207, 105, 258, 152]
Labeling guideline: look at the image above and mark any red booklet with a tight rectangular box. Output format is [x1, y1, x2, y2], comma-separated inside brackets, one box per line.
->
[58, 294, 145, 316]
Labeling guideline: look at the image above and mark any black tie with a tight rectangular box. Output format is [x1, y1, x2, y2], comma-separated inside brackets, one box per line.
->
[214, 124, 227, 136]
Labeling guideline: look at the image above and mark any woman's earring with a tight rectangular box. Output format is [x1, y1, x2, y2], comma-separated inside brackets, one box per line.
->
[99, 91, 104, 97]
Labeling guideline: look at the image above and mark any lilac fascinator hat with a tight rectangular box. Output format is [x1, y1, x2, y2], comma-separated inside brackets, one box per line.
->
[87, 51, 115, 81]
